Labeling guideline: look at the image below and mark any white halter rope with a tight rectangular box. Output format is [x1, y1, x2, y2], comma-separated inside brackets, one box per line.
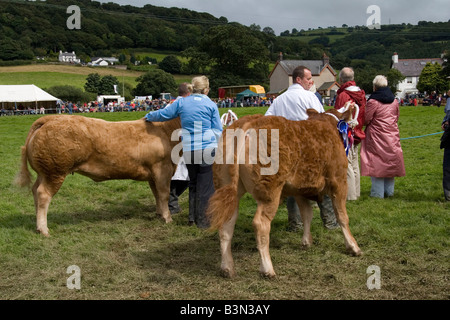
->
[221, 109, 238, 126]
[323, 102, 359, 157]
[337, 102, 359, 128]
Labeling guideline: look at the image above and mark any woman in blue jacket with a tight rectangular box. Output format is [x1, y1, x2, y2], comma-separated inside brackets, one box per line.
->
[145, 76, 223, 228]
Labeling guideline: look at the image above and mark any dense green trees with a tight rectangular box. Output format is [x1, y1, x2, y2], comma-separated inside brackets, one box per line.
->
[132, 69, 177, 97]
[46, 85, 95, 102]
[158, 55, 182, 74]
[417, 62, 448, 94]
[84, 73, 119, 95]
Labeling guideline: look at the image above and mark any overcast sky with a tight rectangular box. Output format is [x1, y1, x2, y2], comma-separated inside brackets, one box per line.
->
[100, 0, 449, 34]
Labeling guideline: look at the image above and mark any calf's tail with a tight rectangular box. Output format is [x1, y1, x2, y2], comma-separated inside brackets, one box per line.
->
[207, 128, 248, 231]
[13, 117, 50, 188]
[14, 145, 32, 188]
[207, 165, 239, 231]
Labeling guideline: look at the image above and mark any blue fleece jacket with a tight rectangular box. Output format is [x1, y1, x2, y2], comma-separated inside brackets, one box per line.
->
[145, 94, 222, 151]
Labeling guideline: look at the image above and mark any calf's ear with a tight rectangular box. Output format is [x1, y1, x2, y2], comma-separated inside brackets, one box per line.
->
[306, 108, 319, 117]
[337, 102, 355, 122]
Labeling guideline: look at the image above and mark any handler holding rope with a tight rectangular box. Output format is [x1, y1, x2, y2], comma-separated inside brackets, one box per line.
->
[265, 65, 339, 231]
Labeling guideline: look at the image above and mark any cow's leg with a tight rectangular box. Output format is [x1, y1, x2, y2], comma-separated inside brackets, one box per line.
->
[295, 196, 313, 248]
[148, 179, 172, 224]
[219, 182, 245, 278]
[219, 207, 239, 278]
[253, 198, 279, 278]
[32, 175, 65, 237]
[331, 189, 362, 256]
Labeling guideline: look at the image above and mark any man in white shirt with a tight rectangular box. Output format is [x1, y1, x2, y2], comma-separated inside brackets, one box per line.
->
[265, 66, 339, 231]
[266, 69, 324, 119]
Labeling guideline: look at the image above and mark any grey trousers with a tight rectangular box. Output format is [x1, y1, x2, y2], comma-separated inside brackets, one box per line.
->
[287, 195, 338, 230]
[347, 144, 360, 201]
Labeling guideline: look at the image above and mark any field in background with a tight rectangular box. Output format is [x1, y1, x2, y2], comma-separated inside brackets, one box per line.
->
[0, 64, 201, 91]
[0, 106, 448, 300]
[0, 64, 142, 90]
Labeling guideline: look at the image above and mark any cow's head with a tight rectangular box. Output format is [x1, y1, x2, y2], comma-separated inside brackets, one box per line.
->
[307, 102, 356, 124]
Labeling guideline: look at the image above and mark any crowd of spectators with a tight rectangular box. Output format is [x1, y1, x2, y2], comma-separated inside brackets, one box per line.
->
[0, 95, 276, 116]
[400, 91, 449, 106]
[215, 96, 273, 108]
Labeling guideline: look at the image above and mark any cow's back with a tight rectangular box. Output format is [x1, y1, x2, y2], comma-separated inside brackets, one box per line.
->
[239, 115, 347, 197]
[26, 115, 179, 182]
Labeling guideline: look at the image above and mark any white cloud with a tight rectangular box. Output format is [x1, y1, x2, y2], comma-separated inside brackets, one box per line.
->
[99, 0, 449, 35]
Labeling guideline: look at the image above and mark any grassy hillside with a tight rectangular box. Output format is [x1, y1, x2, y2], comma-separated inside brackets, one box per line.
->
[0, 64, 142, 90]
[0, 64, 196, 91]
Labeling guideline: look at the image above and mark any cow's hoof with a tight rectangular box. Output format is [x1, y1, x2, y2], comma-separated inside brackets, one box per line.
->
[164, 217, 173, 223]
[348, 247, 363, 256]
[260, 271, 276, 279]
[36, 228, 50, 237]
[220, 268, 236, 278]
[301, 235, 313, 248]
[160, 215, 172, 223]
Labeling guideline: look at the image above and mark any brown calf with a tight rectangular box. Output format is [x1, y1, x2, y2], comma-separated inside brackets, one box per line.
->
[15, 115, 181, 236]
[208, 108, 362, 278]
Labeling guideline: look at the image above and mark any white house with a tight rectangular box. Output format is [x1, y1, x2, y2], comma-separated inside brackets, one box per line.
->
[391, 52, 444, 98]
[58, 51, 80, 64]
[90, 57, 120, 66]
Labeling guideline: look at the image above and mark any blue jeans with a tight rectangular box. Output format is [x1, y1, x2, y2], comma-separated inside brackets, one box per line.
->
[370, 177, 395, 198]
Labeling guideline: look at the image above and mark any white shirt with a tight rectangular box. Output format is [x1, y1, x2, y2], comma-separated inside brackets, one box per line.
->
[265, 84, 324, 120]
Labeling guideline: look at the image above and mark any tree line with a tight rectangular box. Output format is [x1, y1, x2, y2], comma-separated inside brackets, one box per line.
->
[0, 0, 449, 96]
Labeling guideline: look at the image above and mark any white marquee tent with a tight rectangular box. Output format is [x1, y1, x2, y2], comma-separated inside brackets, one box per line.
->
[0, 84, 59, 111]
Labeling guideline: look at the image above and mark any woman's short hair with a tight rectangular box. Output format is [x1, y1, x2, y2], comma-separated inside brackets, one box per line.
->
[373, 75, 388, 89]
[191, 76, 209, 94]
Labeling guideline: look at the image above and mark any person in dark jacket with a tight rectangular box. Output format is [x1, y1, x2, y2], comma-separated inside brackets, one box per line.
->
[441, 90, 450, 201]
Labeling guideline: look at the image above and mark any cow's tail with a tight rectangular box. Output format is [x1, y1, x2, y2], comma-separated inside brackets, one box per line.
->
[207, 131, 246, 231]
[14, 145, 32, 188]
[14, 117, 50, 188]
[207, 166, 240, 231]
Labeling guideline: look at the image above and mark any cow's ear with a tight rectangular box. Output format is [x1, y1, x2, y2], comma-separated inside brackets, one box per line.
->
[341, 103, 354, 122]
[306, 108, 319, 117]
[336, 102, 354, 122]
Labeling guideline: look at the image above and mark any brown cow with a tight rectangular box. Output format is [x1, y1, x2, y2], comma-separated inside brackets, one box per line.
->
[208, 107, 362, 278]
[15, 115, 181, 236]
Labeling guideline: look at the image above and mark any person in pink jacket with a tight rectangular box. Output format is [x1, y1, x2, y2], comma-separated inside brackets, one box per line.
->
[360, 75, 405, 198]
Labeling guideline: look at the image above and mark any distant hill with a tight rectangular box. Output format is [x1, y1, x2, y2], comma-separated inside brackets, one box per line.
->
[0, 0, 448, 94]
[0, 0, 226, 61]
[0, 0, 448, 64]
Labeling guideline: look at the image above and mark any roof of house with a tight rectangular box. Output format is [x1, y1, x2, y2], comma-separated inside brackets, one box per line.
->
[59, 52, 76, 57]
[272, 60, 336, 77]
[392, 58, 444, 77]
[317, 81, 340, 91]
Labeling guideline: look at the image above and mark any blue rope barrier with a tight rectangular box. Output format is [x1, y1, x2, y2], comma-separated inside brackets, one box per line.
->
[400, 131, 444, 140]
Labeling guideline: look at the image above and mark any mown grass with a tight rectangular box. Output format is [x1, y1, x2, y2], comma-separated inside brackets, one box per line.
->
[0, 106, 448, 300]
[0, 64, 199, 91]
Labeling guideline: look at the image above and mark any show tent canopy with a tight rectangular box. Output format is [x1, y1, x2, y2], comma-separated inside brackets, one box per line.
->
[236, 89, 260, 100]
[0, 84, 59, 109]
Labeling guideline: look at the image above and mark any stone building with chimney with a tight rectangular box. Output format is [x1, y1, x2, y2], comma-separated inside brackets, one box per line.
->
[391, 52, 445, 98]
[268, 53, 340, 99]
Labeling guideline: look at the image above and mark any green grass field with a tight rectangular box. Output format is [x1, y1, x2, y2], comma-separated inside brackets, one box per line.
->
[0, 64, 201, 92]
[0, 106, 448, 300]
[0, 65, 142, 91]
